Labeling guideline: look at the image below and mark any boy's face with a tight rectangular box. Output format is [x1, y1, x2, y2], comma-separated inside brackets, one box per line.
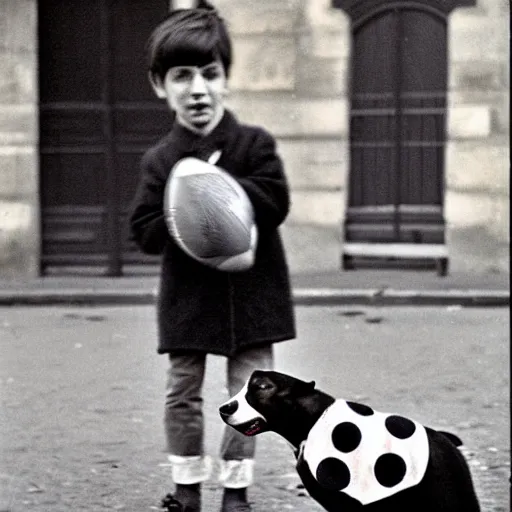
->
[150, 60, 227, 135]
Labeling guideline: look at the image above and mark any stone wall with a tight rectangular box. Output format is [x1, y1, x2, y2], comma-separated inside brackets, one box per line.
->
[0, 0, 39, 278]
[0, 0, 508, 277]
[220, 0, 350, 234]
[445, 0, 509, 271]
[219, 0, 510, 272]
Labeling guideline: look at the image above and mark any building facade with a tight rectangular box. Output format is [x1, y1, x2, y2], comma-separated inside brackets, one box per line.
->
[0, 0, 509, 278]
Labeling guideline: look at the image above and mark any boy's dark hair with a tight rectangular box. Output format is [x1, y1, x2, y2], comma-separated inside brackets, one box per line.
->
[147, 1, 232, 80]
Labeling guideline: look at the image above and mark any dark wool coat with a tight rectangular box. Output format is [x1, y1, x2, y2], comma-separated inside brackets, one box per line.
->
[129, 110, 296, 356]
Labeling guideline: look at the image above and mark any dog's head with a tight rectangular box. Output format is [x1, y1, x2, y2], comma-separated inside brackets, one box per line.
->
[219, 370, 317, 438]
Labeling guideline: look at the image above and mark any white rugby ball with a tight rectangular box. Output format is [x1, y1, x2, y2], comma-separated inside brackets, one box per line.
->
[164, 156, 258, 271]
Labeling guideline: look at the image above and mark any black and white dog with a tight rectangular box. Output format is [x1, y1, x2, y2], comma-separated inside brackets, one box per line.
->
[219, 370, 480, 511]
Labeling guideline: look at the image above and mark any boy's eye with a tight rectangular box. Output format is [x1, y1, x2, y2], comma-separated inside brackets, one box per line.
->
[170, 67, 194, 82]
[201, 65, 222, 80]
[168, 64, 223, 84]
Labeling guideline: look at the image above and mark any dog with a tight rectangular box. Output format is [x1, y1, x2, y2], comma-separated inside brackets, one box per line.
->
[219, 370, 480, 511]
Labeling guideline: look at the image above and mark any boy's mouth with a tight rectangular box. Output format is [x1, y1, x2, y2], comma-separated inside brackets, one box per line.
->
[189, 103, 210, 112]
[187, 105, 212, 127]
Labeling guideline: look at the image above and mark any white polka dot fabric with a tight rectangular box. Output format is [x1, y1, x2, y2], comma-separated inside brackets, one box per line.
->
[303, 399, 429, 505]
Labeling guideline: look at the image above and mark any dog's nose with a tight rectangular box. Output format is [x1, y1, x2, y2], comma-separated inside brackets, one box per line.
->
[219, 400, 239, 417]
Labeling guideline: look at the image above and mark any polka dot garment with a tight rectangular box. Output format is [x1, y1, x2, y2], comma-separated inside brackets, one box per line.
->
[302, 399, 429, 505]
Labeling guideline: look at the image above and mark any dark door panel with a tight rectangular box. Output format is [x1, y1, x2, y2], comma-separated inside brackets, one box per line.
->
[39, 1, 103, 103]
[345, 6, 447, 250]
[39, 0, 170, 275]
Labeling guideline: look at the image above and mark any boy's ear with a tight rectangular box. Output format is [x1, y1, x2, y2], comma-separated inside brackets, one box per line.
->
[148, 72, 167, 99]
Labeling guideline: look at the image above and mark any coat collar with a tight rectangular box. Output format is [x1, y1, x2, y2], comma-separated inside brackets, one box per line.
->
[166, 109, 238, 160]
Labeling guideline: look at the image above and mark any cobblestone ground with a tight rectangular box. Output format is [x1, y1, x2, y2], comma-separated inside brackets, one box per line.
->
[0, 306, 509, 511]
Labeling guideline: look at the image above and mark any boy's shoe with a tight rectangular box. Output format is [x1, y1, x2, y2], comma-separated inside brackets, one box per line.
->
[162, 483, 201, 512]
[160, 493, 184, 511]
[220, 488, 251, 512]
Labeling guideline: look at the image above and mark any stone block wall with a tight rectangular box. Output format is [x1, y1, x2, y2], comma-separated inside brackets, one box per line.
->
[0, 0, 39, 278]
[446, 0, 509, 271]
[0, 0, 508, 277]
[218, 0, 350, 233]
[218, 0, 510, 272]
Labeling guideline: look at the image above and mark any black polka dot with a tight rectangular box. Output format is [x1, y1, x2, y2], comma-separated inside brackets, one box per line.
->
[347, 401, 374, 416]
[332, 422, 362, 453]
[374, 453, 407, 487]
[316, 457, 351, 491]
[385, 415, 416, 439]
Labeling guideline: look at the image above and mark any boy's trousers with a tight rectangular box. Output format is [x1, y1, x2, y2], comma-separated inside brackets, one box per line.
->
[165, 345, 273, 488]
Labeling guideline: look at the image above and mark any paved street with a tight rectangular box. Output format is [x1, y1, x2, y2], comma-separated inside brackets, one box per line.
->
[1, 305, 509, 511]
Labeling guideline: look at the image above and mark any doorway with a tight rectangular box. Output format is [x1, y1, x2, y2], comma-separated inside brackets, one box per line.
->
[39, 0, 171, 275]
[342, 5, 450, 273]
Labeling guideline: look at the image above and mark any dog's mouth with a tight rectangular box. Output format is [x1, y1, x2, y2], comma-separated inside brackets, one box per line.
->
[235, 418, 268, 437]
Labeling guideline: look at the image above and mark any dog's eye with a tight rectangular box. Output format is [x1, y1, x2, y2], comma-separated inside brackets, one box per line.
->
[251, 378, 272, 391]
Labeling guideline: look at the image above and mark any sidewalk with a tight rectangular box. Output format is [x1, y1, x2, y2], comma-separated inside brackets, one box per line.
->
[0, 269, 509, 306]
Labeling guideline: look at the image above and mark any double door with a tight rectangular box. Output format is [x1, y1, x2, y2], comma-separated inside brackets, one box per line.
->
[345, 6, 448, 250]
[39, 0, 172, 274]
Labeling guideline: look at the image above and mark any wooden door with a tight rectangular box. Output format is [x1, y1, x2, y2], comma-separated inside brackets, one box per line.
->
[346, 6, 447, 246]
[39, 0, 171, 275]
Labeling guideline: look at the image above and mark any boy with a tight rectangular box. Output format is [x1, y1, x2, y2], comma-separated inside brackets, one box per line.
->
[129, 3, 296, 511]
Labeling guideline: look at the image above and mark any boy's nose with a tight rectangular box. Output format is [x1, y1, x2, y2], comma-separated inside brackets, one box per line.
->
[190, 72, 208, 95]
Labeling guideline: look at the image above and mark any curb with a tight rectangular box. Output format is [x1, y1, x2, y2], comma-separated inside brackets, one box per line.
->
[0, 288, 509, 307]
[293, 289, 510, 307]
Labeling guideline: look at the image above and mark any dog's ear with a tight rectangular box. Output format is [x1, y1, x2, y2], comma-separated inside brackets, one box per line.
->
[287, 379, 316, 398]
[306, 380, 316, 391]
